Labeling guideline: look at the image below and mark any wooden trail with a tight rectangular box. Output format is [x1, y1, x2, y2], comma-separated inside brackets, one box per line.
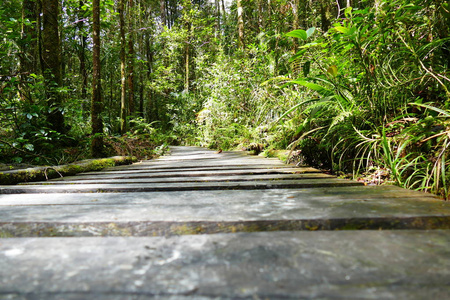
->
[0, 146, 449, 299]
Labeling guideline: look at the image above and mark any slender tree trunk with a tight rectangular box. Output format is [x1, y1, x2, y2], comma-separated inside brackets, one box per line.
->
[41, 0, 65, 133]
[145, 32, 154, 121]
[20, 0, 38, 74]
[20, 0, 38, 103]
[137, 0, 145, 118]
[127, 0, 135, 116]
[37, 0, 44, 72]
[236, 0, 245, 50]
[257, 0, 263, 33]
[78, 1, 88, 112]
[319, 0, 332, 32]
[215, 0, 220, 38]
[266, 0, 272, 30]
[160, 0, 166, 28]
[91, 0, 103, 157]
[291, 0, 299, 51]
[183, 0, 191, 92]
[139, 73, 144, 118]
[185, 43, 189, 91]
[221, 0, 226, 17]
[119, 0, 127, 134]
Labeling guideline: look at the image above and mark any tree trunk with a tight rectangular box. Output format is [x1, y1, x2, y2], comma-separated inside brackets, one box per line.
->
[257, 0, 264, 33]
[221, 0, 226, 18]
[41, 0, 65, 133]
[20, 0, 38, 103]
[160, 0, 166, 28]
[266, 0, 272, 30]
[91, 0, 103, 157]
[319, 0, 332, 32]
[119, 0, 127, 134]
[78, 1, 88, 112]
[20, 0, 38, 75]
[291, 0, 299, 51]
[127, 0, 135, 116]
[185, 43, 189, 91]
[182, 0, 191, 92]
[215, 0, 220, 39]
[145, 32, 154, 121]
[237, 0, 245, 49]
[139, 73, 144, 118]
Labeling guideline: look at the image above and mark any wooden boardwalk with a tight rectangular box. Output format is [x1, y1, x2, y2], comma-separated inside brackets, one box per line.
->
[0, 146, 449, 299]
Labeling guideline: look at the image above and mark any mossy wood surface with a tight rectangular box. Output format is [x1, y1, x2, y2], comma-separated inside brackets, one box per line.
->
[0, 146, 449, 299]
[0, 156, 137, 185]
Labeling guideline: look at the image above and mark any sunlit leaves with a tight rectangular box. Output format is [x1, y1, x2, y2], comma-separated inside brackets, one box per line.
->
[286, 27, 316, 40]
[286, 29, 308, 40]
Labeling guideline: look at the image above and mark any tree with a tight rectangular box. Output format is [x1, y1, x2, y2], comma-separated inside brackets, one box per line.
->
[119, 0, 127, 133]
[91, 0, 103, 157]
[236, 0, 244, 49]
[77, 1, 88, 109]
[41, 0, 65, 133]
[19, 0, 39, 103]
[160, 0, 166, 28]
[183, 0, 192, 91]
[291, 0, 299, 51]
[127, 0, 135, 116]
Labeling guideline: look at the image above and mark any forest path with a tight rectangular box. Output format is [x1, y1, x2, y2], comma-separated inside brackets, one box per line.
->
[0, 146, 449, 299]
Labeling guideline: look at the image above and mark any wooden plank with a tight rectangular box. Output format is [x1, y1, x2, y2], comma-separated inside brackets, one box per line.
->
[0, 186, 448, 235]
[101, 164, 303, 172]
[0, 231, 449, 299]
[20, 173, 335, 185]
[44, 167, 323, 182]
[0, 178, 363, 194]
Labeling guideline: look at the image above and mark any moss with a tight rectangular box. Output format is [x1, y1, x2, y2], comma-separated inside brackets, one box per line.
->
[0, 231, 15, 238]
[100, 223, 133, 236]
[171, 224, 206, 235]
[0, 156, 137, 185]
[259, 150, 290, 163]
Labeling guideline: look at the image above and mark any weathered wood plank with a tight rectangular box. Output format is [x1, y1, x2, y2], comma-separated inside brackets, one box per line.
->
[101, 163, 299, 172]
[1, 146, 449, 299]
[0, 186, 448, 235]
[33, 167, 325, 182]
[20, 173, 335, 185]
[0, 231, 449, 299]
[0, 178, 363, 194]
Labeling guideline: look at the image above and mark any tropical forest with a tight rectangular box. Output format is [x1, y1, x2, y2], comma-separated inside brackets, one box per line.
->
[0, 0, 449, 199]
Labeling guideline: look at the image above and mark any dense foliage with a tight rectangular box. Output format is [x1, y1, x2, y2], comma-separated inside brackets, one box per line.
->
[0, 0, 449, 198]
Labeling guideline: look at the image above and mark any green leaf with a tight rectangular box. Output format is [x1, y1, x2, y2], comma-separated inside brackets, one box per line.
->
[286, 29, 308, 40]
[24, 144, 34, 151]
[289, 80, 330, 95]
[409, 103, 450, 117]
[289, 49, 307, 62]
[303, 61, 311, 77]
[344, 6, 352, 18]
[299, 42, 326, 49]
[306, 27, 316, 38]
[277, 98, 321, 123]
[327, 65, 338, 77]
[334, 26, 349, 34]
